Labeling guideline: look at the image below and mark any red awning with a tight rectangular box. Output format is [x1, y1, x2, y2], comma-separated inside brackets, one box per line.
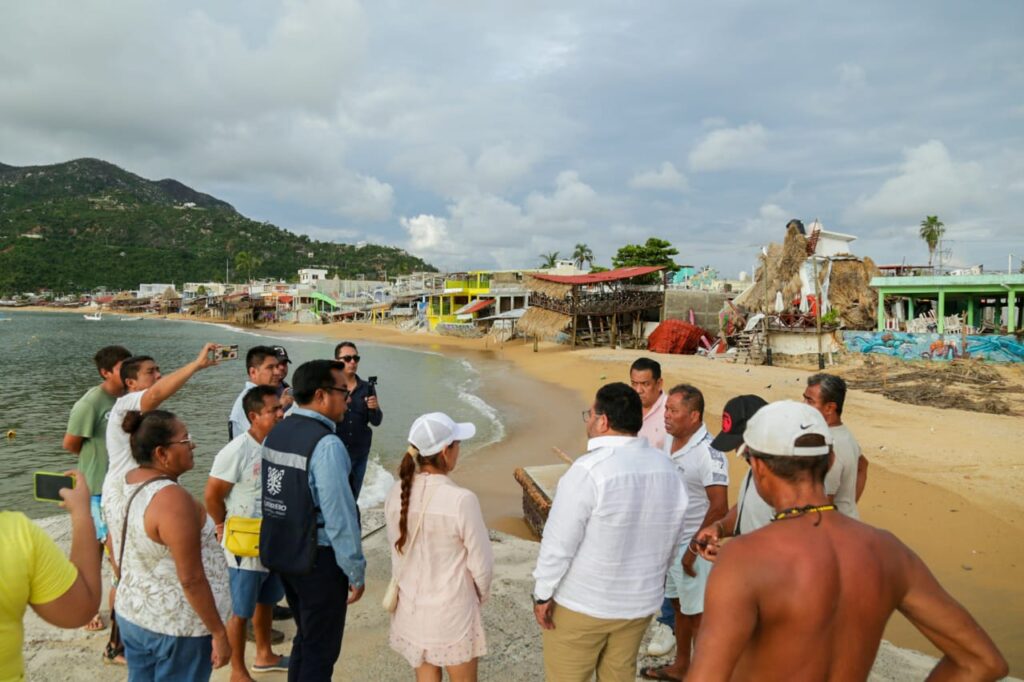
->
[277, 295, 293, 304]
[530, 265, 665, 285]
[456, 298, 494, 315]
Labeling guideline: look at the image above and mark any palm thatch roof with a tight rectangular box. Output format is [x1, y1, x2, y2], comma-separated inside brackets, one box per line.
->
[518, 306, 571, 340]
[525, 275, 572, 298]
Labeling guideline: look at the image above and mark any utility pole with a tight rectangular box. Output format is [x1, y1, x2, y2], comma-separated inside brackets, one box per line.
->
[809, 219, 824, 370]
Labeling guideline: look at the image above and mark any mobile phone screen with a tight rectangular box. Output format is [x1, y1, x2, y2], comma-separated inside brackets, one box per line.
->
[34, 473, 74, 502]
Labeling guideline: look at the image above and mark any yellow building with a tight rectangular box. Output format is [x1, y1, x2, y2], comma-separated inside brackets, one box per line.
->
[425, 271, 532, 330]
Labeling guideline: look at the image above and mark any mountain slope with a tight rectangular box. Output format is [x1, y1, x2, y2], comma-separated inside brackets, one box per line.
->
[0, 158, 435, 293]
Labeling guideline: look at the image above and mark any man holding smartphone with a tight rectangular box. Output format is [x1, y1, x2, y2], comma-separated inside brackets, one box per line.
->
[333, 341, 382, 498]
[63, 345, 131, 641]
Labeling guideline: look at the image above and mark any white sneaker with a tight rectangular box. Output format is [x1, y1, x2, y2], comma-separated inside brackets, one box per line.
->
[646, 622, 676, 657]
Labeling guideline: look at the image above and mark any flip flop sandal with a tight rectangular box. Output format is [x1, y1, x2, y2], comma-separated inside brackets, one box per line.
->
[639, 665, 683, 681]
[251, 655, 290, 674]
[83, 614, 107, 632]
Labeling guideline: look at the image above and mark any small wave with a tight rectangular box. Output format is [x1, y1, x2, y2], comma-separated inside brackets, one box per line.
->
[358, 456, 396, 510]
[458, 388, 506, 447]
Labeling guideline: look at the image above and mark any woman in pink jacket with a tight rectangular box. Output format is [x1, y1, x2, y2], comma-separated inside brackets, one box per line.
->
[384, 413, 494, 682]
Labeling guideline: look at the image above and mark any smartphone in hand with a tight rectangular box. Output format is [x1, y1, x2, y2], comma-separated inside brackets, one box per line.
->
[34, 472, 75, 503]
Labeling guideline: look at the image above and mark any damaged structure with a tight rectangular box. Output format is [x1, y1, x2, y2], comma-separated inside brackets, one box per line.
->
[517, 266, 666, 348]
[728, 220, 880, 362]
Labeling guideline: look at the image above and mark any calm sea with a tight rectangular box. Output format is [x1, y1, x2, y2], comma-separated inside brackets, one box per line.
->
[0, 311, 502, 517]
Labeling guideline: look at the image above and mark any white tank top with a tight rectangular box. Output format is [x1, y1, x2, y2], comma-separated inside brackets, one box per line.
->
[112, 479, 231, 637]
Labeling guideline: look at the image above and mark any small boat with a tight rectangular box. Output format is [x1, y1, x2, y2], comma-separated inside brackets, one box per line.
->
[83, 312, 102, 321]
[119, 316, 142, 321]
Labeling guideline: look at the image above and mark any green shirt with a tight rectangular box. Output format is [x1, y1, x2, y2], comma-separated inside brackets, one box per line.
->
[65, 385, 118, 493]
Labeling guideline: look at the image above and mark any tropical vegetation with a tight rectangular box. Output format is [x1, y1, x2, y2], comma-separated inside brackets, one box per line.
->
[918, 215, 945, 267]
[0, 158, 436, 294]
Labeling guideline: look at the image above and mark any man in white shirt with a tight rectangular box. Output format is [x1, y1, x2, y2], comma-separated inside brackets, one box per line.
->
[642, 385, 728, 682]
[803, 373, 867, 518]
[532, 382, 688, 682]
[631, 357, 667, 450]
[228, 346, 281, 442]
[102, 344, 219, 507]
[206, 385, 289, 678]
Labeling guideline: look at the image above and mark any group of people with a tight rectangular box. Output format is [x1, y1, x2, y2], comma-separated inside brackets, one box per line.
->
[530, 357, 1008, 681]
[0, 340, 1011, 681]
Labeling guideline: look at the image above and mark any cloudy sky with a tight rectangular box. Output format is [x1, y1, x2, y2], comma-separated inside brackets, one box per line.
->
[2, 1, 1022, 275]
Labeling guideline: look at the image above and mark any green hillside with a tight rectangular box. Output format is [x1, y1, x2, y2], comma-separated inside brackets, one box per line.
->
[0, 158, 436, 294]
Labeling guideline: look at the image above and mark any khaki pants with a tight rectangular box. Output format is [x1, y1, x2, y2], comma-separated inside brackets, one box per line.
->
[542, 603, 651, 682]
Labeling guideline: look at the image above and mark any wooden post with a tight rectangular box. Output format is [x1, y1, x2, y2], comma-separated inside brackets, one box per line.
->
[587, 315, 595, 346]
[570, 287, 578, 348]
[937, 290, 946, 334]
[610, 313, 618, 349]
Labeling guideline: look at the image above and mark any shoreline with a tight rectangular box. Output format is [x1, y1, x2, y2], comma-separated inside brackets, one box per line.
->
[12, 310, 1023, 672]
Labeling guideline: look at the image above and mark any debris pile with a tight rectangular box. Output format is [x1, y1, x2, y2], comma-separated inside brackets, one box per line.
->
[731, 222, 880, 329]
[844, 356, 1023, 416]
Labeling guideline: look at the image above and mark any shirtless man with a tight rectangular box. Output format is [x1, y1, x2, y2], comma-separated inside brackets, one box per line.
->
[690, 401, 1007, 682]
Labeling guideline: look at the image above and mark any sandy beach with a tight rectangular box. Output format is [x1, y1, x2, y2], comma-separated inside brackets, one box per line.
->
[20, 314, 1024, 679]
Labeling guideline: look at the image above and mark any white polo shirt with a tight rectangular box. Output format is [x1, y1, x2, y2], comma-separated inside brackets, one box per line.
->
[532, 435, 688, 620]
[664, 425, 729, 543]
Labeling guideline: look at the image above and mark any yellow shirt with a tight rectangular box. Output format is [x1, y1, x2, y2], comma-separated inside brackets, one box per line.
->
[0, 512, 78, 682]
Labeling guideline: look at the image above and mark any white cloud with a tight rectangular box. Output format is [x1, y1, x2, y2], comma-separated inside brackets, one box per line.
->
[402, 214, 450, 252]
[629, 162, 689, 192]
[688, 123, 768, 172]
[743, 203, 792, 237]
[847, 140, 986, 221]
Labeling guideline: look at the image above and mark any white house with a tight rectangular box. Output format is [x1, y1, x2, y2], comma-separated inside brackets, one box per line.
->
[299, 268, 329, 285]
[138, 283, 174, 298]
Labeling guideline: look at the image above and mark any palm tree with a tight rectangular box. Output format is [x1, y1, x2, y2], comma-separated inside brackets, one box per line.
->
[572, 243, 594, 270]
[919, 216, 945, 267]
[538, 251, 561, 269]
[234, 251, 261, 283]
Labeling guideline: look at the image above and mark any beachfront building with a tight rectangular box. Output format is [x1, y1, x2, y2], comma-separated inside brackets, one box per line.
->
[298, 268, 329, 285]
[518, 266, 666, 348]
[422, 270, 532, 332]
[872, 273, 1024, 334]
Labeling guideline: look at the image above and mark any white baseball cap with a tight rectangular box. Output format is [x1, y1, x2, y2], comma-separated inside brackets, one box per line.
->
[408, 412, 476, 456]
[742, 400, 832, 457]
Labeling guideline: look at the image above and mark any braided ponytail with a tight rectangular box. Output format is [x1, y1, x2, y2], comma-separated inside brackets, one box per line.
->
[395, 447, 418, 554]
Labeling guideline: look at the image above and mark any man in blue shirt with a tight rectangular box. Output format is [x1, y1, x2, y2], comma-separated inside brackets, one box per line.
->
[263, 360, 365, 681]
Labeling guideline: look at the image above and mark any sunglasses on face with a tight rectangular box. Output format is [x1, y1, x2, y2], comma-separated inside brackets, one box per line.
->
[337, 355, 361, 363]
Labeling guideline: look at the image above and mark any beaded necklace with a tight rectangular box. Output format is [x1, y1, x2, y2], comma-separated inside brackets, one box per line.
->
[772, 504, 836, 525]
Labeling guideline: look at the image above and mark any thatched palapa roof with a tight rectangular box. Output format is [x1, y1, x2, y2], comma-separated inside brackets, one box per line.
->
[518, 307, 571, 340]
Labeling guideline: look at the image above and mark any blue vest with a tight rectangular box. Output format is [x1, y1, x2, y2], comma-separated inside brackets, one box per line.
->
[260, 413, 333, 575]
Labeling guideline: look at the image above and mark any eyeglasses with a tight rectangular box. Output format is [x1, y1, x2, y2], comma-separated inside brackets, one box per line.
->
[581, 409, 592, 422]
[169, 435, 196, 448]
[323, 386, 351, 397]
[337, 355, 360, 363]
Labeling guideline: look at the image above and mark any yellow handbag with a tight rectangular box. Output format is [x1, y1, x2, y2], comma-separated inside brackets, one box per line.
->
[224, 516, 262, 558]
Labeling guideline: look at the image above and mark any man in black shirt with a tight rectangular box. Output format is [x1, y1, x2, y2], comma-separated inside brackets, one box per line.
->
[333, 341, 382, 498]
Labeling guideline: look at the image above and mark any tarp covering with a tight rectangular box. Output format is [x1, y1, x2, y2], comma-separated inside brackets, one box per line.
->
[647, 320, 710, 355]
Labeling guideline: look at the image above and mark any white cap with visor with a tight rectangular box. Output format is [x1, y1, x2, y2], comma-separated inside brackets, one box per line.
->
[742, 400, 833, 457]
[407, 412, 476, 456]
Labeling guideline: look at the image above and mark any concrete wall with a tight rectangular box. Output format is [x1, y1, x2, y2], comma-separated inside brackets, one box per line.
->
[767, 330, 844, 355]
[664, 290, 730, 331]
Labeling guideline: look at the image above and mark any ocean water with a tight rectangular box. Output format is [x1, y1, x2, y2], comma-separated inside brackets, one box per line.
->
[0, 311, 502, 517]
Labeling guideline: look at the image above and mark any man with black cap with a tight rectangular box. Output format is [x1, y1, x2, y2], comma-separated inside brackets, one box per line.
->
[693, 395, 772, 557]
[688, 401, 1007, 681]
[272, 345, 294, 410]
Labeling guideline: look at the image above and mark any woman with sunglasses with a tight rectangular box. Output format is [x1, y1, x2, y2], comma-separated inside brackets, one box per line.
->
[105, 410, 232, 680]
[384, 413, 493, 682]
[333, 341, 383, 498]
